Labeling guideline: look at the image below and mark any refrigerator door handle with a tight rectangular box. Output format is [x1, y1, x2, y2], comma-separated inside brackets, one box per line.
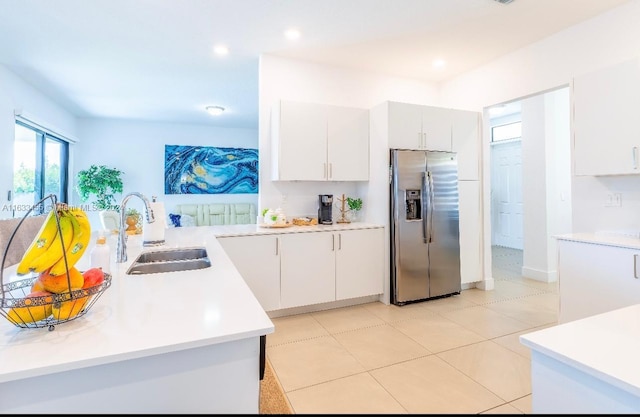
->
[427, 171, 434, 243]
[422, 172, 428, 244]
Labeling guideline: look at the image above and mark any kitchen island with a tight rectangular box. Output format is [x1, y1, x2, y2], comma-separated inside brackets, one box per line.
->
[520, 304, 640, 414]
[0, 226, 274, 414]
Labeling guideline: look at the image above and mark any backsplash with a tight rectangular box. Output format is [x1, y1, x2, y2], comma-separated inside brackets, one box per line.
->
[572, 175, 640, 233]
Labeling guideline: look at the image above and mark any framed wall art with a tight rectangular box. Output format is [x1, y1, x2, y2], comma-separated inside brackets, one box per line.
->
[164, 145, 258, 194]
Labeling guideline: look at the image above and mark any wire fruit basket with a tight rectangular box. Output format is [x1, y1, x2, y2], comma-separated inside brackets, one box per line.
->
[0, 195, 111, 331]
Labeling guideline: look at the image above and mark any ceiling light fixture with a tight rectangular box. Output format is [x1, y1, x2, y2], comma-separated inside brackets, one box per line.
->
[432, 58, 446, 70]
[206, 106, 225, 116]
[213, 45, 229, 55]
[284, 28, 301, 40]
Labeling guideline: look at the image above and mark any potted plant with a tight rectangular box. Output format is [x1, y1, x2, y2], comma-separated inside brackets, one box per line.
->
[346, 197, 363, 222]
[125, 208, 141, 233]
[76, 165, 124, 211]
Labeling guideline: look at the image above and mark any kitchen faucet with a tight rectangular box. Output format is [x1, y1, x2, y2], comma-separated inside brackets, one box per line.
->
[116, 192, 156, 263]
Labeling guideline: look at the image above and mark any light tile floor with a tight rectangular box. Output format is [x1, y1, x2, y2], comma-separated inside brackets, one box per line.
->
[266, 245, 557, 414]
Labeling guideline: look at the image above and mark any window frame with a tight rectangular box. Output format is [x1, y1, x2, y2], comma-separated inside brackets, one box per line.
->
[491, 121, 522, 143]
[14, 120, 69, 213]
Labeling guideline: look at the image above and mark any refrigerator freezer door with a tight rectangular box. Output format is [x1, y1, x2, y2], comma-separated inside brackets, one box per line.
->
[425, 151, 462, 297]
[391, 149, 429, 304]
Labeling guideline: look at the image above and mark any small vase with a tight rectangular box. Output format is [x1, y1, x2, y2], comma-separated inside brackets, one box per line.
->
[347, 210, 359, 223]
[125, 215, 138, 232]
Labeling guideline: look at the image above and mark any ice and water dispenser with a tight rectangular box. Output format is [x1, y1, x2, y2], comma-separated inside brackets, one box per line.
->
[405, 189, 421, 221]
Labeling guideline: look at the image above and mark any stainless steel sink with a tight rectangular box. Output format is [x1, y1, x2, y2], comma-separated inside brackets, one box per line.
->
[134, 247, 209, 263]
[126, 247, 211, 275]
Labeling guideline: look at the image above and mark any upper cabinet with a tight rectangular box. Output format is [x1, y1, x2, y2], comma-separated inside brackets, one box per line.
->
[388, 101, 452, 151]
[271, 100, 369, 181]
[573, 57, 640, 176]
[385, 101, 480, 180]
[452, 109, 481, 181]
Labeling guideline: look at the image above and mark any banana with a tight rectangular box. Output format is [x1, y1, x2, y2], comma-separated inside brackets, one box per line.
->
[49, 208, 91, 276]
[16, 210, 61, 275]
[28, 212, 75, 274]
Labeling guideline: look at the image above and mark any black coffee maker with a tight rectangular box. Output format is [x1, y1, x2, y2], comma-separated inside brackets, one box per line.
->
[318, 194, 333, 225]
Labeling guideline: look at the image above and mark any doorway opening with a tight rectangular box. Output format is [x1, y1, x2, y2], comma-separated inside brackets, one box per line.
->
[486, 86, 572, 284]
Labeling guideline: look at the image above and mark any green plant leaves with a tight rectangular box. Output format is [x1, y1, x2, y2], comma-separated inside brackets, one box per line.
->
[76, 165, 124, 211]
[346, 197, 362, 211]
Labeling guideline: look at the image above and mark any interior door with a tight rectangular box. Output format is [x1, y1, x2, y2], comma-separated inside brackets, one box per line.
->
[491, 140, 523, 249]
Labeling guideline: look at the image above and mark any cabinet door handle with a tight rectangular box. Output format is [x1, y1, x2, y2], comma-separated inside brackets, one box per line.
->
[338, 233, 342, 250]
[275, 237, 279, 256]
[633, 147, 638, 170]
[332, 234, 335, 251]
[329, 163, 332, 179]
[324, 163, 327, 179]
[418, 132, 422, 148]
[635, 254, 639, 279]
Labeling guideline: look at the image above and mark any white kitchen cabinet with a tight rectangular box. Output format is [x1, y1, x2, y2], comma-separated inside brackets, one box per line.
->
[217, 235, 281, 311]
[218, 227, 385, 312]
[557, 239, 640, 323]
[572, 57, 640, 176]
[327, 105, 370, 181]
[271, 100, 369, 181]
[388, 101, 452, 151]
[458, 180, 482, 284]
[271, 100, 327, 181]
[335, 228, 384, 300]
[452, 109, 480, 181]
[280, 232, 336, 309]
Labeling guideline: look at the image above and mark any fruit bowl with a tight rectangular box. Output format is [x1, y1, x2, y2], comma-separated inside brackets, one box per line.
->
[0, 195, 111, 330]
[0, 272, 112, 330]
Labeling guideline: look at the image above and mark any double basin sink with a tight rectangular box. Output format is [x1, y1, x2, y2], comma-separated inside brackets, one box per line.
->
[126, 247, 211, 275]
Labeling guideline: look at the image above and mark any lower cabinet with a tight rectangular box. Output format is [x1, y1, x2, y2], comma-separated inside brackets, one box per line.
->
[279, 232, 336, 308]
[558, 239, 640, 323]
[335, 228, 384, 301]
[217, 234, 281, 311]
[218, 227, 384, 312]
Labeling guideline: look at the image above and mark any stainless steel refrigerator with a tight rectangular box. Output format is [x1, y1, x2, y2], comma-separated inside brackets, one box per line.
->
[390, 148, 461, 305]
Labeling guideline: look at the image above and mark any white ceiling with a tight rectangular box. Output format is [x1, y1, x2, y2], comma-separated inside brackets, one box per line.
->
[0, 0, 630, 129]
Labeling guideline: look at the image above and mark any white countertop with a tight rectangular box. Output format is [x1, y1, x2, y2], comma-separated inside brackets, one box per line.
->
[520, 304, 640, 397]
[0, 226, 275, 383]
[555, 232, 640, 250]
[210, 222, 384, 238]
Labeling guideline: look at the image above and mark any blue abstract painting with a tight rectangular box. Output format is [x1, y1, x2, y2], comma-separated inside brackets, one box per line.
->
[164, 145, 258, 194]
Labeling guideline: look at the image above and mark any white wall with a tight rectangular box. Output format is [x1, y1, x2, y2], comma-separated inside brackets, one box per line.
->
[442, 0, 640, 254]
[0, 64, 78, 219]
[75, 119, 258, 228]
[258, 54, 438, 218]
[520, 89, 571, 283]
[521, 95, 548, 281]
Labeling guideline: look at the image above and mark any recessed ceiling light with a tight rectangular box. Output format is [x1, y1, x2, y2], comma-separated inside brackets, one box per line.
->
[432, 58, 446, 70]
[284, 28, 301, 40]
[206, 106, 225, 116]
[213, 45, 229, 55]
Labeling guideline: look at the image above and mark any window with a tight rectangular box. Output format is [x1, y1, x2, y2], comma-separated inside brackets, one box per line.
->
[13, 121, 69, 217]
[491, 121, 522, 142]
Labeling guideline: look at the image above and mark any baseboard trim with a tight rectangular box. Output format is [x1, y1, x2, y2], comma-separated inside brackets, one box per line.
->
[522, 266, 557, 283]
[267, 295, 381, 318]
